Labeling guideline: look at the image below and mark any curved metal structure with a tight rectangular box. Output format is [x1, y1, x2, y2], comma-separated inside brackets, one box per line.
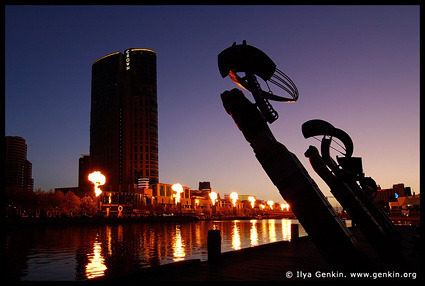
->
[218, 41, 299, 123]
[302, 119, 376, 192]
[302, 119, 404, 268]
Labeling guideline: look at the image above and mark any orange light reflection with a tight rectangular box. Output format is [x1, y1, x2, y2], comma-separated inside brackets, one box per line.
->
[85, 239, 107, 279]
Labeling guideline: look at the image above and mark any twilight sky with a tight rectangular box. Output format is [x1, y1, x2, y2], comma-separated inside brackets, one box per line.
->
[5, 5, 420, 204]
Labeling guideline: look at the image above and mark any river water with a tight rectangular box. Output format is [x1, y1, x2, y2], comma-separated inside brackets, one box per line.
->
[6, 218, 306, 281]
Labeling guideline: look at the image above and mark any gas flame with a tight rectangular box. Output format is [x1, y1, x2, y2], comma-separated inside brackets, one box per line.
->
[267, 200, 274, 210]
[248, 196, 256, 208]
[230, 192, 238, 207]
[172, 183, 184, 204]
[209, 191, 218, 206]
[88, 171, 106, 197]
[280, 203, 290, 211]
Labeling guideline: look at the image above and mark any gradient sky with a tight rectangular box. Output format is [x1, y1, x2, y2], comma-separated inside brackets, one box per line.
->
[5, 5, 420, 204]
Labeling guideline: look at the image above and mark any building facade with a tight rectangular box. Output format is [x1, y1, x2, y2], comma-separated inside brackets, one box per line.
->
[79, 48, 158, 194]
[5, 136, 34, 192]
[374, 183, 411, 208]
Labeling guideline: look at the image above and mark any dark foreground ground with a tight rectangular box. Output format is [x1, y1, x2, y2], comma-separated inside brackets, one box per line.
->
[97, 226, 421, 282]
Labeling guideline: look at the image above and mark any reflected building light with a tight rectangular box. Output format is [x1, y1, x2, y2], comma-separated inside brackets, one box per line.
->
[172, 225, 185, 262]
[85, 239, 107, 279]
[107, 226, 112, 255]
[269, 219, 276, 242]
[232, 221, 241, 250]
[195, 224, 201, 245]
[261, 219, 268, 241]
[118, 224, 123, 243]
[282, 219, 291, 241]
[250, 219, 258, 247]
[213, 221, 221, 230]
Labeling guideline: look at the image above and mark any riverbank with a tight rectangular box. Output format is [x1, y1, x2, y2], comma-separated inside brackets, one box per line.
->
[3, 215, 201, 227]
[3, 213, 298, 228]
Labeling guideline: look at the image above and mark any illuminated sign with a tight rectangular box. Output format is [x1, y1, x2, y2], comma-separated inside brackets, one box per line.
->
[125, 49, 131, 70]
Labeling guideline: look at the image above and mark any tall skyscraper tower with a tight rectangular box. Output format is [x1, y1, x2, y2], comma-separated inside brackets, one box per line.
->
[83, 48, 158, 192]
[5, 136, 34, 192]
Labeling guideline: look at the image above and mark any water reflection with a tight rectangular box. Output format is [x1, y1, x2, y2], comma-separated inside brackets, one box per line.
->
[172, 225, 185, 261]
[282, 218, 291, 241]
[85, 237, 107, 279]
[250, 220, 258, 247]
[269, 219, 277, 242]
[232, 220, 241, 250]
[6, 219, 305, 281]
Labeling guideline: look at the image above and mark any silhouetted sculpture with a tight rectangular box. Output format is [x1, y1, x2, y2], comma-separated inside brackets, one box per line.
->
[220, 88, 370, 271]
[302, 119, 405, 268]
[217, 41, 417, 271]
[218, 41, 298, 123]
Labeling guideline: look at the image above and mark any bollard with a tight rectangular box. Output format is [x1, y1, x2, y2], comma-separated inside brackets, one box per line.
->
[291, 224, 299, 241]
[208, 229, 221, 263]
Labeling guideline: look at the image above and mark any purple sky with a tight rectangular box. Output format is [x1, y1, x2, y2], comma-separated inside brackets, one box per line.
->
[5, 5, 420, 204]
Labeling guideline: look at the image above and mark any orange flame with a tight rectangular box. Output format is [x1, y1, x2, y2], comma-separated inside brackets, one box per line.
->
[248, 196, 256, 208]
[209, 191, 218, 206]
[88, 171, 106, 197]
[267, 200, 274, 210]
[280, 203, 290, 211]
[230, 192, 238, 207]
[172, 183, 184, 204]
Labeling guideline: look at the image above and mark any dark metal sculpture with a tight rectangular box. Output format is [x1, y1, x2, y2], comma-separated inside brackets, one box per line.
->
[217, 41, 414, 270]
[218, 41, 298, 123]
[302, 119, 376, 194]
[302, 119, 405, 268]
[220, 89, 371, 271]
[218, 42, 375, 270]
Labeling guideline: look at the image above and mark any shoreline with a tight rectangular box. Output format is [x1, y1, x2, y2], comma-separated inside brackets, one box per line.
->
[3, 214, 298, 228]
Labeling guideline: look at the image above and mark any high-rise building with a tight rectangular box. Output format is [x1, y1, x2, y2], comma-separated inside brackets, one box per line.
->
[5, 136, 34, 192]
[80, 48, 158, 193]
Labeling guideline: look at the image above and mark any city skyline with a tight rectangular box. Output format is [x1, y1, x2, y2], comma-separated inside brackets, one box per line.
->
[5, 5, 420, 203]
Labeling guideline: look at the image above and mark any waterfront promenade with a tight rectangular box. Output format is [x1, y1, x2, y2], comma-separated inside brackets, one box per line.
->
[102, 226, 420, 282]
